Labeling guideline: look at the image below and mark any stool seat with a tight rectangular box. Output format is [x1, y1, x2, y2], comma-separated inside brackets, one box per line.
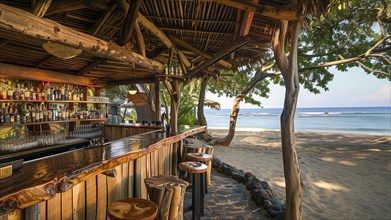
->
[179, 161, 208, 174]
[187, 153, 213, 162]
[108, 198, 158, 220]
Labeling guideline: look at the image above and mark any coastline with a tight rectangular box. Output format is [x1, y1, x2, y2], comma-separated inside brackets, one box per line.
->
[208, 129, 391, 219]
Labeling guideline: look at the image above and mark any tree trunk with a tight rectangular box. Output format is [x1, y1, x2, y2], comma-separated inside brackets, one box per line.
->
[210, 71, 275, 146]
[273, 20, 305, 220]
[197, 77, 208, 126]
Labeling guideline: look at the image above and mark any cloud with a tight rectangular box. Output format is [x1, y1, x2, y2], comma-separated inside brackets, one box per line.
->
[355, 84, 391, 102]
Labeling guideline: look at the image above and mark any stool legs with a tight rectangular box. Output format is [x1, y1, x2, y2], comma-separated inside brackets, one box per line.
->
[192, 173, 201, 220]
[200, 172, 205, 216]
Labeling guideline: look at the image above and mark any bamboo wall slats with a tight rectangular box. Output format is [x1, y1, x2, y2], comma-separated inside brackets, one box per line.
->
[13, 143, 176, 220]
[104, 124, 161, 141]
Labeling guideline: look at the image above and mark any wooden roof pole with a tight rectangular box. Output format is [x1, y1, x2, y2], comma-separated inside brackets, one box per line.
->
[170, 35, 232, 69]
[118, 0, 143, 46]
[213, 0, 298, 21]
[187, 35, 250, 78]
[0, 3, 164, 73]
[33, 0, 52, 18]
[116, 0, 192, 69]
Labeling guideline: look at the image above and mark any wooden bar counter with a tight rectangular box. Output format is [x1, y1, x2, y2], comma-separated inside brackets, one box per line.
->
[0, 125, 206, 219]
[103, 123, 162, 141]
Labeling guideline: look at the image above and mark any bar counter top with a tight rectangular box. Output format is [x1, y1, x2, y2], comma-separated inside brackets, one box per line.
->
[0, 125, 206, 214]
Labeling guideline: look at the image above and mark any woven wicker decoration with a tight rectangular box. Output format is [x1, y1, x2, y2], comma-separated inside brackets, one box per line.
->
[42, 42, 82, 60]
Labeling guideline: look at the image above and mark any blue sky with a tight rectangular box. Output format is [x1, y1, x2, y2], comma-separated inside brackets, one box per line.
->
[206, 67, 391, 109]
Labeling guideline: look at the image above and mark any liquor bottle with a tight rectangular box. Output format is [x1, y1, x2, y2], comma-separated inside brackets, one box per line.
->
[60, 85, 64, 101]
[47, 104, 52, 121]
[42, 104, 47, 122]
[36, 87, 41, 101]
[7, 81, 14, 100]
[24, 83, 30, 100]
[0, 107, 4, 125]
[9, 105, 15, 125]
[80, 88, 84, 101]
[15, 109, 20, 124]
[25, 105, 31, 124]
[31, 105, 36, 123]
[4, 104, 10, 125]
[53, 104, 58, 121]
[30, 86, 35, 101]
[39, 104, 43, 122]
[0, 81, 6, 100]
[19, 83, 25, 100]
[20, 104, 26, 124]
[13, 83, 19, 100]
[35, 104, 40, 122]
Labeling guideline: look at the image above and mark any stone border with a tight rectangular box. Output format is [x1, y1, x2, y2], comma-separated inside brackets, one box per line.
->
[212, 157, 286, 219]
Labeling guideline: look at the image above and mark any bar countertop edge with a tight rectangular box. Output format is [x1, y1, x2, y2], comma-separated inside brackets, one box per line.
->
[0, 125, 207, 215]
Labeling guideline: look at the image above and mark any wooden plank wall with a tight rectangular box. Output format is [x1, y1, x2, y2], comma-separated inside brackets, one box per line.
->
[0, 144, 177, 220]
[104, 126, 159, 141]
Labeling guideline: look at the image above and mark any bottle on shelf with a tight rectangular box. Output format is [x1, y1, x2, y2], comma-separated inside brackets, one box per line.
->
[31, 86, 36, 101]
[13, 83, 19, 100]
[7, 81, 14, 100]
[25, 105, 31, 124]
[9, 104, 15, 125]
[4, 104, 10, 125]
[24, 82, 30, 100]
[39, 104, 44, 122]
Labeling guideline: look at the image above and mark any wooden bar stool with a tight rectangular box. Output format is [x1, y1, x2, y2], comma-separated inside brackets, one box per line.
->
[178, 161, 208, 220]
[186, 153, 213, 214]
[108, 198, 158, 220]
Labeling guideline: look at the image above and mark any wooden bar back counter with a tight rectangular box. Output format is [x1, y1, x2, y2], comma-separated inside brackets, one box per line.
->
[0, 125, 206, 219]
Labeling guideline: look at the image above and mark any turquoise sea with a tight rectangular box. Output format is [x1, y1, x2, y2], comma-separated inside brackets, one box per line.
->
[204, 107, 391, 136]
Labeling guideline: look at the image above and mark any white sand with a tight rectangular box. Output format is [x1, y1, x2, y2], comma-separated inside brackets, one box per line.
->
[209, 129, 391, 219]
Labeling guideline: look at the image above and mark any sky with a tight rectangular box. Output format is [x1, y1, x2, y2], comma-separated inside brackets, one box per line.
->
[206, 67, 391, 109]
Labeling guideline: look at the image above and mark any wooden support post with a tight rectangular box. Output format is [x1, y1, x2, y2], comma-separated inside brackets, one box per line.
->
[154, 79, 161, 121]
[118, 0, 143, 46]
[0, 3, 164, 73]
[187, 35, 250, 78]
[162, 79, 181, 134]
[135, 21, 146, 57]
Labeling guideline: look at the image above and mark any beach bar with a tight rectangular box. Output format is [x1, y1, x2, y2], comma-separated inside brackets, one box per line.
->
[0, 0, 335, 219]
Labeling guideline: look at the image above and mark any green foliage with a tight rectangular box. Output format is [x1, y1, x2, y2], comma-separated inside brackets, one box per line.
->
[208, 62, 273, 106]
[209, 0, 390, 100]
[297, 0, 390, 93]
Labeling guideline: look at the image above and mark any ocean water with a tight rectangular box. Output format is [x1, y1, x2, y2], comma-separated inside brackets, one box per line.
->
[204, 107, 391, 136]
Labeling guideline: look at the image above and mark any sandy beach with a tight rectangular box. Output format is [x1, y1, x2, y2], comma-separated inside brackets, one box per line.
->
[208, 129, 391, 220]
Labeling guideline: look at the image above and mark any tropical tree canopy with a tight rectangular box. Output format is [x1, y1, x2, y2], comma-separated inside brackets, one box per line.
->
[208, 0, 390, 102]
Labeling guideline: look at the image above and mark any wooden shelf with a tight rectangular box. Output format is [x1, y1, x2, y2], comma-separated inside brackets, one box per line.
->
[0, 99, 110, 104]
[0, 118, 108, 128]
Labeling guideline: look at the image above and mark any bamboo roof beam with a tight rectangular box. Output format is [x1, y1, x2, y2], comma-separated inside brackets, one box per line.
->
[116, 0, 192, 69]
[34, 55, 56, 68]
[0, 3, 164, 73]
[77, 58, 106, 75]
[118, 0, 143, 46]
[214, 0, 259, 12]
[170, 35, 232, 69]
[33, 0, 52, 18]
[137, 13, 192, 69]
[212, 0, 298, 21]
[45, 0, 108, 17]
[187, 35, 250, 78]
[90, 2, 117, 36]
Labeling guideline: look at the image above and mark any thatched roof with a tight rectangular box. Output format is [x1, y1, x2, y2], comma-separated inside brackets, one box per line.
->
[0, 0, 330, 85]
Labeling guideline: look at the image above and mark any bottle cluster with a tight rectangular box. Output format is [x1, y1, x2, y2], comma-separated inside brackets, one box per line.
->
[164, 61, 182, 76]
[0, 80, 85, 101]
[0, 103, 105, 126]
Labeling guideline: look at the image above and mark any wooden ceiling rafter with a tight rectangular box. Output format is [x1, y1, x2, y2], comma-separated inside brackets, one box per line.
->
[118, 0, 143, 46]
[0, 3, 164, 73]
[187, 35, 250, 78]
[170, 35, 232, 68]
